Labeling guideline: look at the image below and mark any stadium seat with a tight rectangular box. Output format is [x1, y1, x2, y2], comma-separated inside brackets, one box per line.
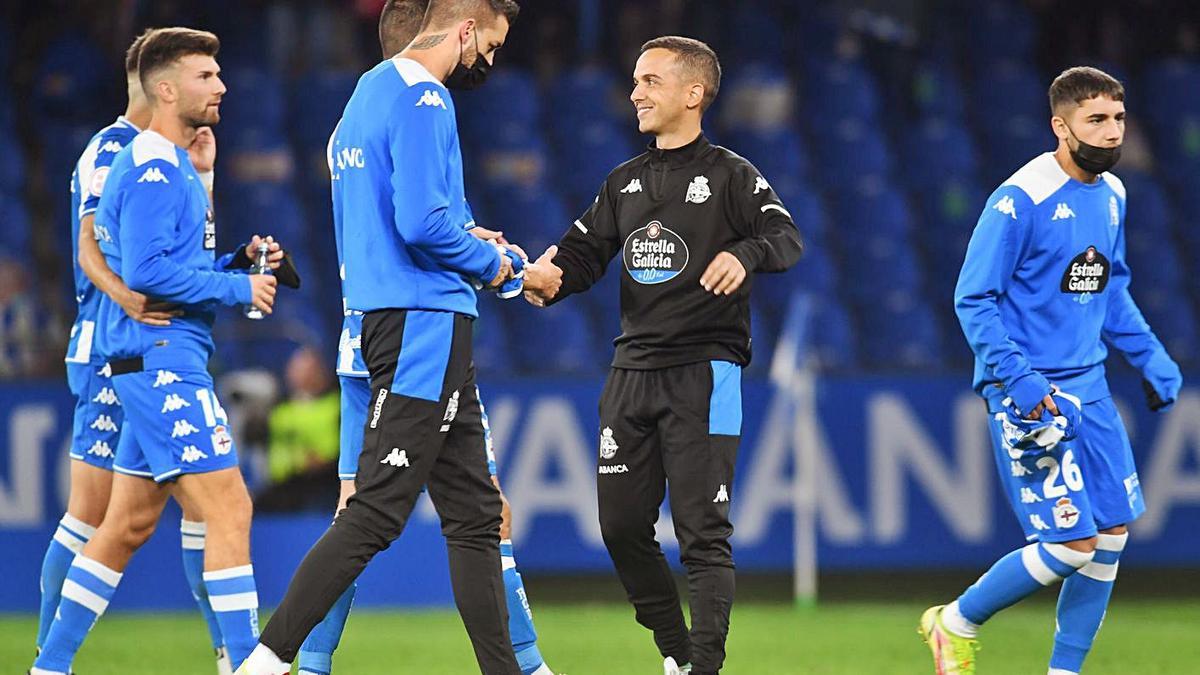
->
[31, 33, 110, 122]
[911, 62, 967, 121]
[1140, 301, 1199, 366]
[505, 299, 601, 374]
[772, 178, 829, 244]
[813, 119, 893, 188]
[549, 66, 625, 137]
[970, 62, 1045, 132]
[1142, 58, 1200, 131]
[555, 120, 637, 206]
[809, 298, 857, 371]
[965, 1, 1037, 70]
[900, 117, 978, 190]
[0, 193, 31, 259]
[218, 68, 286, 135]
[456, 68, 541, 143]
[842, 237, 923, 308]
[291, 69, 359, 150]
[834, 183, 914, 244]
[860, 298, 944, 370]
[1118, 171, 1174, 236]
[483, 185, 568, 246]
[476, 127, 549, 191]
[727, 126, 809, 185]
[0, 128, 25, 193]
[805, 59, 882, 124]
[987, 114, 1055, 185]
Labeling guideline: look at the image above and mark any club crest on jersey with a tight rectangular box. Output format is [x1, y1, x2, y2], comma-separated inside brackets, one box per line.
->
[203, 208, 216, 250]
[88, 166, 111, 198]
[623, 220, 689, 285]
[1052, 497, 1081, 529]
[1060, 246, 1109, 295]
[685, 175, 711, 204]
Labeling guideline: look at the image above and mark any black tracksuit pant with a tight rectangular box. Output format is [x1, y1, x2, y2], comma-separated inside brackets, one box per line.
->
[259, 309, 518, 674]
[597, 361, 741, 675]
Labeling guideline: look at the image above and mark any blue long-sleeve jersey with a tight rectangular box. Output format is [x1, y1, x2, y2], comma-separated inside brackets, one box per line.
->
[94, 130, 251, 370]
[330, 56, 500, 316]
[955, 152, 1178, 413]
[65, 116, 141, 366]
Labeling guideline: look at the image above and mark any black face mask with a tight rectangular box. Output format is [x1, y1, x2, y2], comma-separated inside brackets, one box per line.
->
[1065, 124, 1121, 175]
[445, 31, 490, 90]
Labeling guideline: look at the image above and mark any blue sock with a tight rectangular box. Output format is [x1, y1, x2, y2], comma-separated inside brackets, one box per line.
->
[204, 564, 260, 669]
[501, 540, 546, 674]
[37, 514, 95, 649]
[297, 582, 357, 675]
[181, 520, 225, 650]
[1050, 533, 1127, 674]
[957, 542, 1094, 625]
[33, 555, 122, 673]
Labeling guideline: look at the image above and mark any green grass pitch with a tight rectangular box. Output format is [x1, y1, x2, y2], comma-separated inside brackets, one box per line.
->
[3, 599, 1197, 673]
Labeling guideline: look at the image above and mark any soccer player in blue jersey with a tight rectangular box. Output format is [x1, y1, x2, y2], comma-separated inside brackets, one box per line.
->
[40, 28, 233, 675]
[238, 2, 567, 673]
[289, 3, 552, 674]
[32, 28, 283, 675]
[920, 66, 1183, 675]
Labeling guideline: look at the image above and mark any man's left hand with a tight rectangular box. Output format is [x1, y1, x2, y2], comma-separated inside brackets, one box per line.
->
[700, 252, 747, 296]
[188, 126, 217, 173]
[245, 234, 285, 270]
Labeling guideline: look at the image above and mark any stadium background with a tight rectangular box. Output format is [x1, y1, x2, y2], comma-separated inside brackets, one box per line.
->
[1, 0, 1199, 672]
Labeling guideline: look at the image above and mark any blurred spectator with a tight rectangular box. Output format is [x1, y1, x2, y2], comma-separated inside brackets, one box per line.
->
[0, 257, 38, 377]
[256, 346, 339, 511]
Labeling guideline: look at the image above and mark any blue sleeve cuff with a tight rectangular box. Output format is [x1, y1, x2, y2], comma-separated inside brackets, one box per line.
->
[1006, 371, 1053, 416]
[233, 274, 254, 305]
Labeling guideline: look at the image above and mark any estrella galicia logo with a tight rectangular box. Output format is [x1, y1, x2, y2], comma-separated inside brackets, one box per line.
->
[1061, 246, 1109, 295]
[623, 220, 689, 284]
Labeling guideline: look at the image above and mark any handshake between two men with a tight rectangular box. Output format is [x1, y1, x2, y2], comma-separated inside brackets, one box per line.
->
[471, 226, 563, 306]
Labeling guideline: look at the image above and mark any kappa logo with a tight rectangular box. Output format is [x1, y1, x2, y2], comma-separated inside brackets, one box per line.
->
[1020, 487, 1043, 504]
[180, 445, 208, 463]
[599, 427, 619, 460]
[753, 176, 770, 195]
[1051, 202, 1076, 221]
[440, 390, 460, 432]
[90, 415, 118, 433]
[87, 441, 114, 458]
[993, 195, 1017, 220]
[713, 484, 729, 503]
[211, 425, 233, 456]
[99, 140, 123, 154]
[161, 393, 190, 413]
[598, 464, 629, 475]
[685, 175, 711, 204]
[137, 167, 170, 184]
[1052, 496, 1081, 529]
[153, 370, 182, 388]
[1029, 514, 1051, 531]
[98, 363, 113, 378]
[172, 420, 200, 439]
[370, 388, 388, 429]
[415, 89, 447, 109]
[92, 387, 120, 406]
[380, 447, 411, 468]
[620, 178, 643, 194]
[1011, 460, 1032, 477]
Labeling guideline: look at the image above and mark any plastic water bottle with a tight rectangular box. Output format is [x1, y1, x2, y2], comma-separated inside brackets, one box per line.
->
[244, 242, 271, 320]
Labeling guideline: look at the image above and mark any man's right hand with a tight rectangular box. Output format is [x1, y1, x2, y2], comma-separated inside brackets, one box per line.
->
[250, 274, 278, 314]
[486, 251, 514, 289]
[1023, 393, 1061, 420]
[118, 290, 182, 327]
[523, 246, 562, 307]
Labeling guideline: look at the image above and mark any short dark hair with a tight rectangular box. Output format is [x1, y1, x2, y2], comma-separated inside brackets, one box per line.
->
[1049, 66, 1124, 115]
[641, 36, 722, 111]
[137, 27, 220, 99]
[422, 0, 519, 31]
[125, 28, 156, 74]
[379, 0, 429, 58]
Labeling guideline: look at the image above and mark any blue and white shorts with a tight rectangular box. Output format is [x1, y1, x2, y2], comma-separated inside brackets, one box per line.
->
[990, 396, 1145, 543]
[111, 368, 240, 482]
[66, 362, 122, 470]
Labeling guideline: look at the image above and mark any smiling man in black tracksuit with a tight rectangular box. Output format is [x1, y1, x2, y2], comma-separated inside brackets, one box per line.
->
[524, 36, 803, 675]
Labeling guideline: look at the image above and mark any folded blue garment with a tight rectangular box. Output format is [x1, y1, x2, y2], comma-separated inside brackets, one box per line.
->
[1000, 388, 1083, 455]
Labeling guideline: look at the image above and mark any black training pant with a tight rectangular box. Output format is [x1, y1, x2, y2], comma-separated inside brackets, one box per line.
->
[259, 309, 518, 674]
[597, 361, 741, 675]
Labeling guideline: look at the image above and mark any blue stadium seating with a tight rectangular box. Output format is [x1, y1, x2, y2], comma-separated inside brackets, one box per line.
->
[218, 68, 286, 135]
[505, 299, 601, 374]
[727, 126, 809, 185]
[805, 59, 882, 124]
[860, 298, 944, 370]
[813, 120, 893, 187]
[549, 66, 625, 137]
[809, 298, 857, 370]
[0, 194, 31, 259]
[900, 117, 978, 190]
[31, 33, 110, 123]
[291, 69, 359, 151]
[0, 128, 25, 194]
[554, 120, 637, 206]
[911, 62, 967, 121]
